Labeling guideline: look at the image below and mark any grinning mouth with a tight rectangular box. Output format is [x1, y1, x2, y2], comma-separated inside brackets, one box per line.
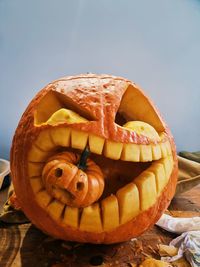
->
[28, 125, 173, 233]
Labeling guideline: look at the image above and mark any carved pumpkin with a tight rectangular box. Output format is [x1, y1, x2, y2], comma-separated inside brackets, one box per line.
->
[11, 74, 178, 244]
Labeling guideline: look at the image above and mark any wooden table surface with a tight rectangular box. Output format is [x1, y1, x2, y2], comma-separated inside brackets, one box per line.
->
[0, 185, 200, 267]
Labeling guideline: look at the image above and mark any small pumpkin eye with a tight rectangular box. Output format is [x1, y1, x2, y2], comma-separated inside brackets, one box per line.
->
[55, 168, 63, 177]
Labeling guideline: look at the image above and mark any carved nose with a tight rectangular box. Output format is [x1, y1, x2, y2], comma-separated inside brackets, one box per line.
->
[66, 169, 88, 197]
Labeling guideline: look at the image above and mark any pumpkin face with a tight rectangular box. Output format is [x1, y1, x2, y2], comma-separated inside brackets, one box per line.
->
[11, 74, 178, 244]
[42, 150, 105, 207]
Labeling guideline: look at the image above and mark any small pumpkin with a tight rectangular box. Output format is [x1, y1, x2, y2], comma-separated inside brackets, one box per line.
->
[42, 148, 104, 207]
[11, 74, 178, 244]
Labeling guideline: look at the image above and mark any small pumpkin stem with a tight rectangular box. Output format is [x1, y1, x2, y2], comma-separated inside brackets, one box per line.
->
[77, 146, 90, 171]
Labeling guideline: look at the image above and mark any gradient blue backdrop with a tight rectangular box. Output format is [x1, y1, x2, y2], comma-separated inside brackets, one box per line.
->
[0, 0, 200, 159]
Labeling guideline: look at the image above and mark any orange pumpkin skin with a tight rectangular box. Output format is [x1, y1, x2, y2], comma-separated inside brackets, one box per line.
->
[11, 74, 178, 244]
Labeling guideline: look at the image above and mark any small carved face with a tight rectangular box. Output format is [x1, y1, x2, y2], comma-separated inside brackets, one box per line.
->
[11, 74, 178, 244]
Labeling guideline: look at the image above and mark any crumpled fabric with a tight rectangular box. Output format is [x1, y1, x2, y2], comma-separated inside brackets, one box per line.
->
[179, 151, 200, 164]
[176, 155, 200, 195]
[156, 214, 200, 267]
[162, 231, 200, 267]
[156, 214, 200, 234]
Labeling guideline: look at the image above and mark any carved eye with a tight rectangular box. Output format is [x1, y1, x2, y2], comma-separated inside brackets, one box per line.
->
[34, 91, 96, 126]
[54, 168, 63, 178]
[115, 85, 165, 132]
[45, 108, 89, 126]
[115, 85, 163, 141]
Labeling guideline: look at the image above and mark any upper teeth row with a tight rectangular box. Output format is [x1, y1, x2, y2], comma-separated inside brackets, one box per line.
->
[28, 127, 172, 163]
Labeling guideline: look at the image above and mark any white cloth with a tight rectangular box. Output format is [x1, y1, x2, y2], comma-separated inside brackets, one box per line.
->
[156, 214, 200, 234]
[156, 214, 200, 267]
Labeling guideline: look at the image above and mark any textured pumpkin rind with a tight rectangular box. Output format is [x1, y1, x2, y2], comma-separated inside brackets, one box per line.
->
[11, 74, 178, 244]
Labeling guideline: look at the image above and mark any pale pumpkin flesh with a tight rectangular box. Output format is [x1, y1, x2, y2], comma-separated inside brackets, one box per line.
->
[11, 74, 178, 244]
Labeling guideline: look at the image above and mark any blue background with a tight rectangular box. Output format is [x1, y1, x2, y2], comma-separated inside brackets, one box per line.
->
[0, 0, 200, 159]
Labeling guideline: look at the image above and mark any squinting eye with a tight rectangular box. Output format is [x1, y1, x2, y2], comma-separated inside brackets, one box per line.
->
[34, 90, 96, 126]
[45, 108, 88, 126]
[116, 85, 165, 132]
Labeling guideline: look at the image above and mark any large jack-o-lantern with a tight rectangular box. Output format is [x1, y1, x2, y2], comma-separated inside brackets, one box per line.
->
[11, 74, 178, 244]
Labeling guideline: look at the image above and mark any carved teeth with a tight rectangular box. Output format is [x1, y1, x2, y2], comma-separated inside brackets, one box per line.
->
[36, 190, 52, 208]
[29, 177, 44, 193]
[160, 142, 168, 158]
[151, 144, 162, 160]
[104, 140, 123, 160]
[79, 203, 102, 232]
[47, 200, 65, 220]
[28, 144, 52, 162]
[134, 171, 157, 211]
[116, 183, 140, 224]
[121, 143, 140, 162]
[50, 127, 71, 147]
[63, 206, 79, 228]
[34, 130, 55, 151]
[89, 134, 105, 155]
[29, 126, 172, 162]
[71, 129, 88, 150]
[140, 145, 152, 162]
[160, 156, 173, 178]
[101, 195, 120, 231]
[148, 163, 166, 195]
[165, 140, 172, 155]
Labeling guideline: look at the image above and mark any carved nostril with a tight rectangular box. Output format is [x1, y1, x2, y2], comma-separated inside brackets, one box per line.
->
[76, 182, 84, 191]
[55, 168, 63, 177]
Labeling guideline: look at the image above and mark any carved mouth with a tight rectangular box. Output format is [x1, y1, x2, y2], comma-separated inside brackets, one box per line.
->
[28, 125, 173, 233]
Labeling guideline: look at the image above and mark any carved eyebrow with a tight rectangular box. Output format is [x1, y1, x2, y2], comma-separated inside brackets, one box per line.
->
[34, 90, 97, 125]
[55, 91, 97, 121]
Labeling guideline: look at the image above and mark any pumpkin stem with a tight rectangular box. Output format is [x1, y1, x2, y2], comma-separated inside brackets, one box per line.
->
[77, 146, 90, 170]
